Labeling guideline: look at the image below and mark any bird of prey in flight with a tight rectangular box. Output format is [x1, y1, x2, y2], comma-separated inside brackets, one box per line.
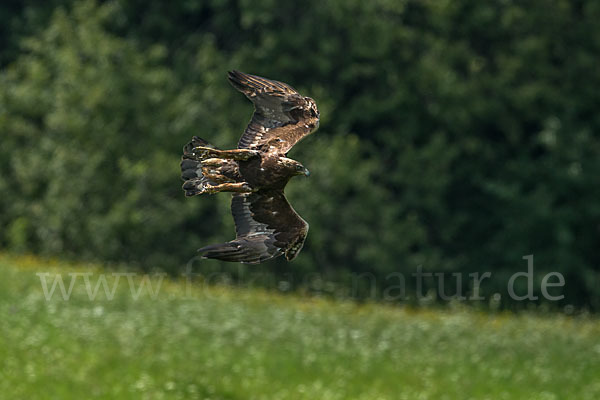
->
[181, 70, 320, 263]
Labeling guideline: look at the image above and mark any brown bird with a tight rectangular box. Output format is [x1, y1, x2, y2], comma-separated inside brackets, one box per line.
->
[181, 70, 320, 263]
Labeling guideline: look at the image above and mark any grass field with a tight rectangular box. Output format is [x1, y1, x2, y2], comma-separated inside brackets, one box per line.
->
[1, 253, 599, 400]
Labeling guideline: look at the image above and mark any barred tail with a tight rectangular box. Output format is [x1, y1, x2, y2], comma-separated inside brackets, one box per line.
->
[181, 136, 244, 196]
[181, 136, 218, 196]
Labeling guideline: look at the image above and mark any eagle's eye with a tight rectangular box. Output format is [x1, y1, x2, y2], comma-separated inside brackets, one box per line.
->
[296, 164, 304, 171]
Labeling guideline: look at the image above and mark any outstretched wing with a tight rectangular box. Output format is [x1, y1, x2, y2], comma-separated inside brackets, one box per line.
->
[198, 190, 308, 264]
[228, 70, 320, 155]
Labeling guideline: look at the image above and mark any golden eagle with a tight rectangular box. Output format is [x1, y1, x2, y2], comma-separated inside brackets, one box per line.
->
[181, 71, 320, 263]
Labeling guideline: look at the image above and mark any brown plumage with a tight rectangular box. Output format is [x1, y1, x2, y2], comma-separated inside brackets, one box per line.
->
[180, 71, 320, 264]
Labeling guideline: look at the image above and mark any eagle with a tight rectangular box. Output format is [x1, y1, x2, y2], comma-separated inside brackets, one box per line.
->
[180, 70, 320, 263]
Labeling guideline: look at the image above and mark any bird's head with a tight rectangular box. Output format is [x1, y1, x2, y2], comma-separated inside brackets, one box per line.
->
[281, 158, 310, 177]
[295, 162, 310, 177]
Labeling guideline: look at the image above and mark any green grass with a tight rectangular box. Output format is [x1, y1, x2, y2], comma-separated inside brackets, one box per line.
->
[1, 253, 599, 399]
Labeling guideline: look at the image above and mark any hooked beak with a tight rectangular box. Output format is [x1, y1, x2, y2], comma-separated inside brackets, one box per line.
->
[304, 168, 311, 177]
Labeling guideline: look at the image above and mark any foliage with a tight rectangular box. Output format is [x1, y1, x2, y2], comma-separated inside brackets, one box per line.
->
[1, 0, 599, 308]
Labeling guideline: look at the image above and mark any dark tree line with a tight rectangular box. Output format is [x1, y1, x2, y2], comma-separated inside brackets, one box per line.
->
[1, 0, 599, 309]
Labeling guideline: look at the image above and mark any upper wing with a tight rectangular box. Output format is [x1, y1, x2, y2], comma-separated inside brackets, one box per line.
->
[228, 70, 320, 154]
[198, 190, 308, 264]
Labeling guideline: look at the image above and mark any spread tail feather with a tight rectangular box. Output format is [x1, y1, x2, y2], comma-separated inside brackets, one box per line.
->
[181, 136, 218, 196]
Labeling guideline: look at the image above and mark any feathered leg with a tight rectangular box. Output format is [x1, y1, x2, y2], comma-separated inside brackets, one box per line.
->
[182, 180, 254, 196]
[190, 146, 260, 161]
[206, 182, 255, 194]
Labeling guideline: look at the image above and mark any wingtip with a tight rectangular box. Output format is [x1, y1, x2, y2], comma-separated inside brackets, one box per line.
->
[228, 70, 265, 95]
[196, 240, 275, 263]
[227, 70, 246, 89]
[228, 70, 244, 80]
[197, 242, 238, 260]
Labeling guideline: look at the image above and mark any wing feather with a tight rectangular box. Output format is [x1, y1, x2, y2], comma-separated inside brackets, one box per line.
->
[228, 70, 320, 154]
[198, 190, 308, 264]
